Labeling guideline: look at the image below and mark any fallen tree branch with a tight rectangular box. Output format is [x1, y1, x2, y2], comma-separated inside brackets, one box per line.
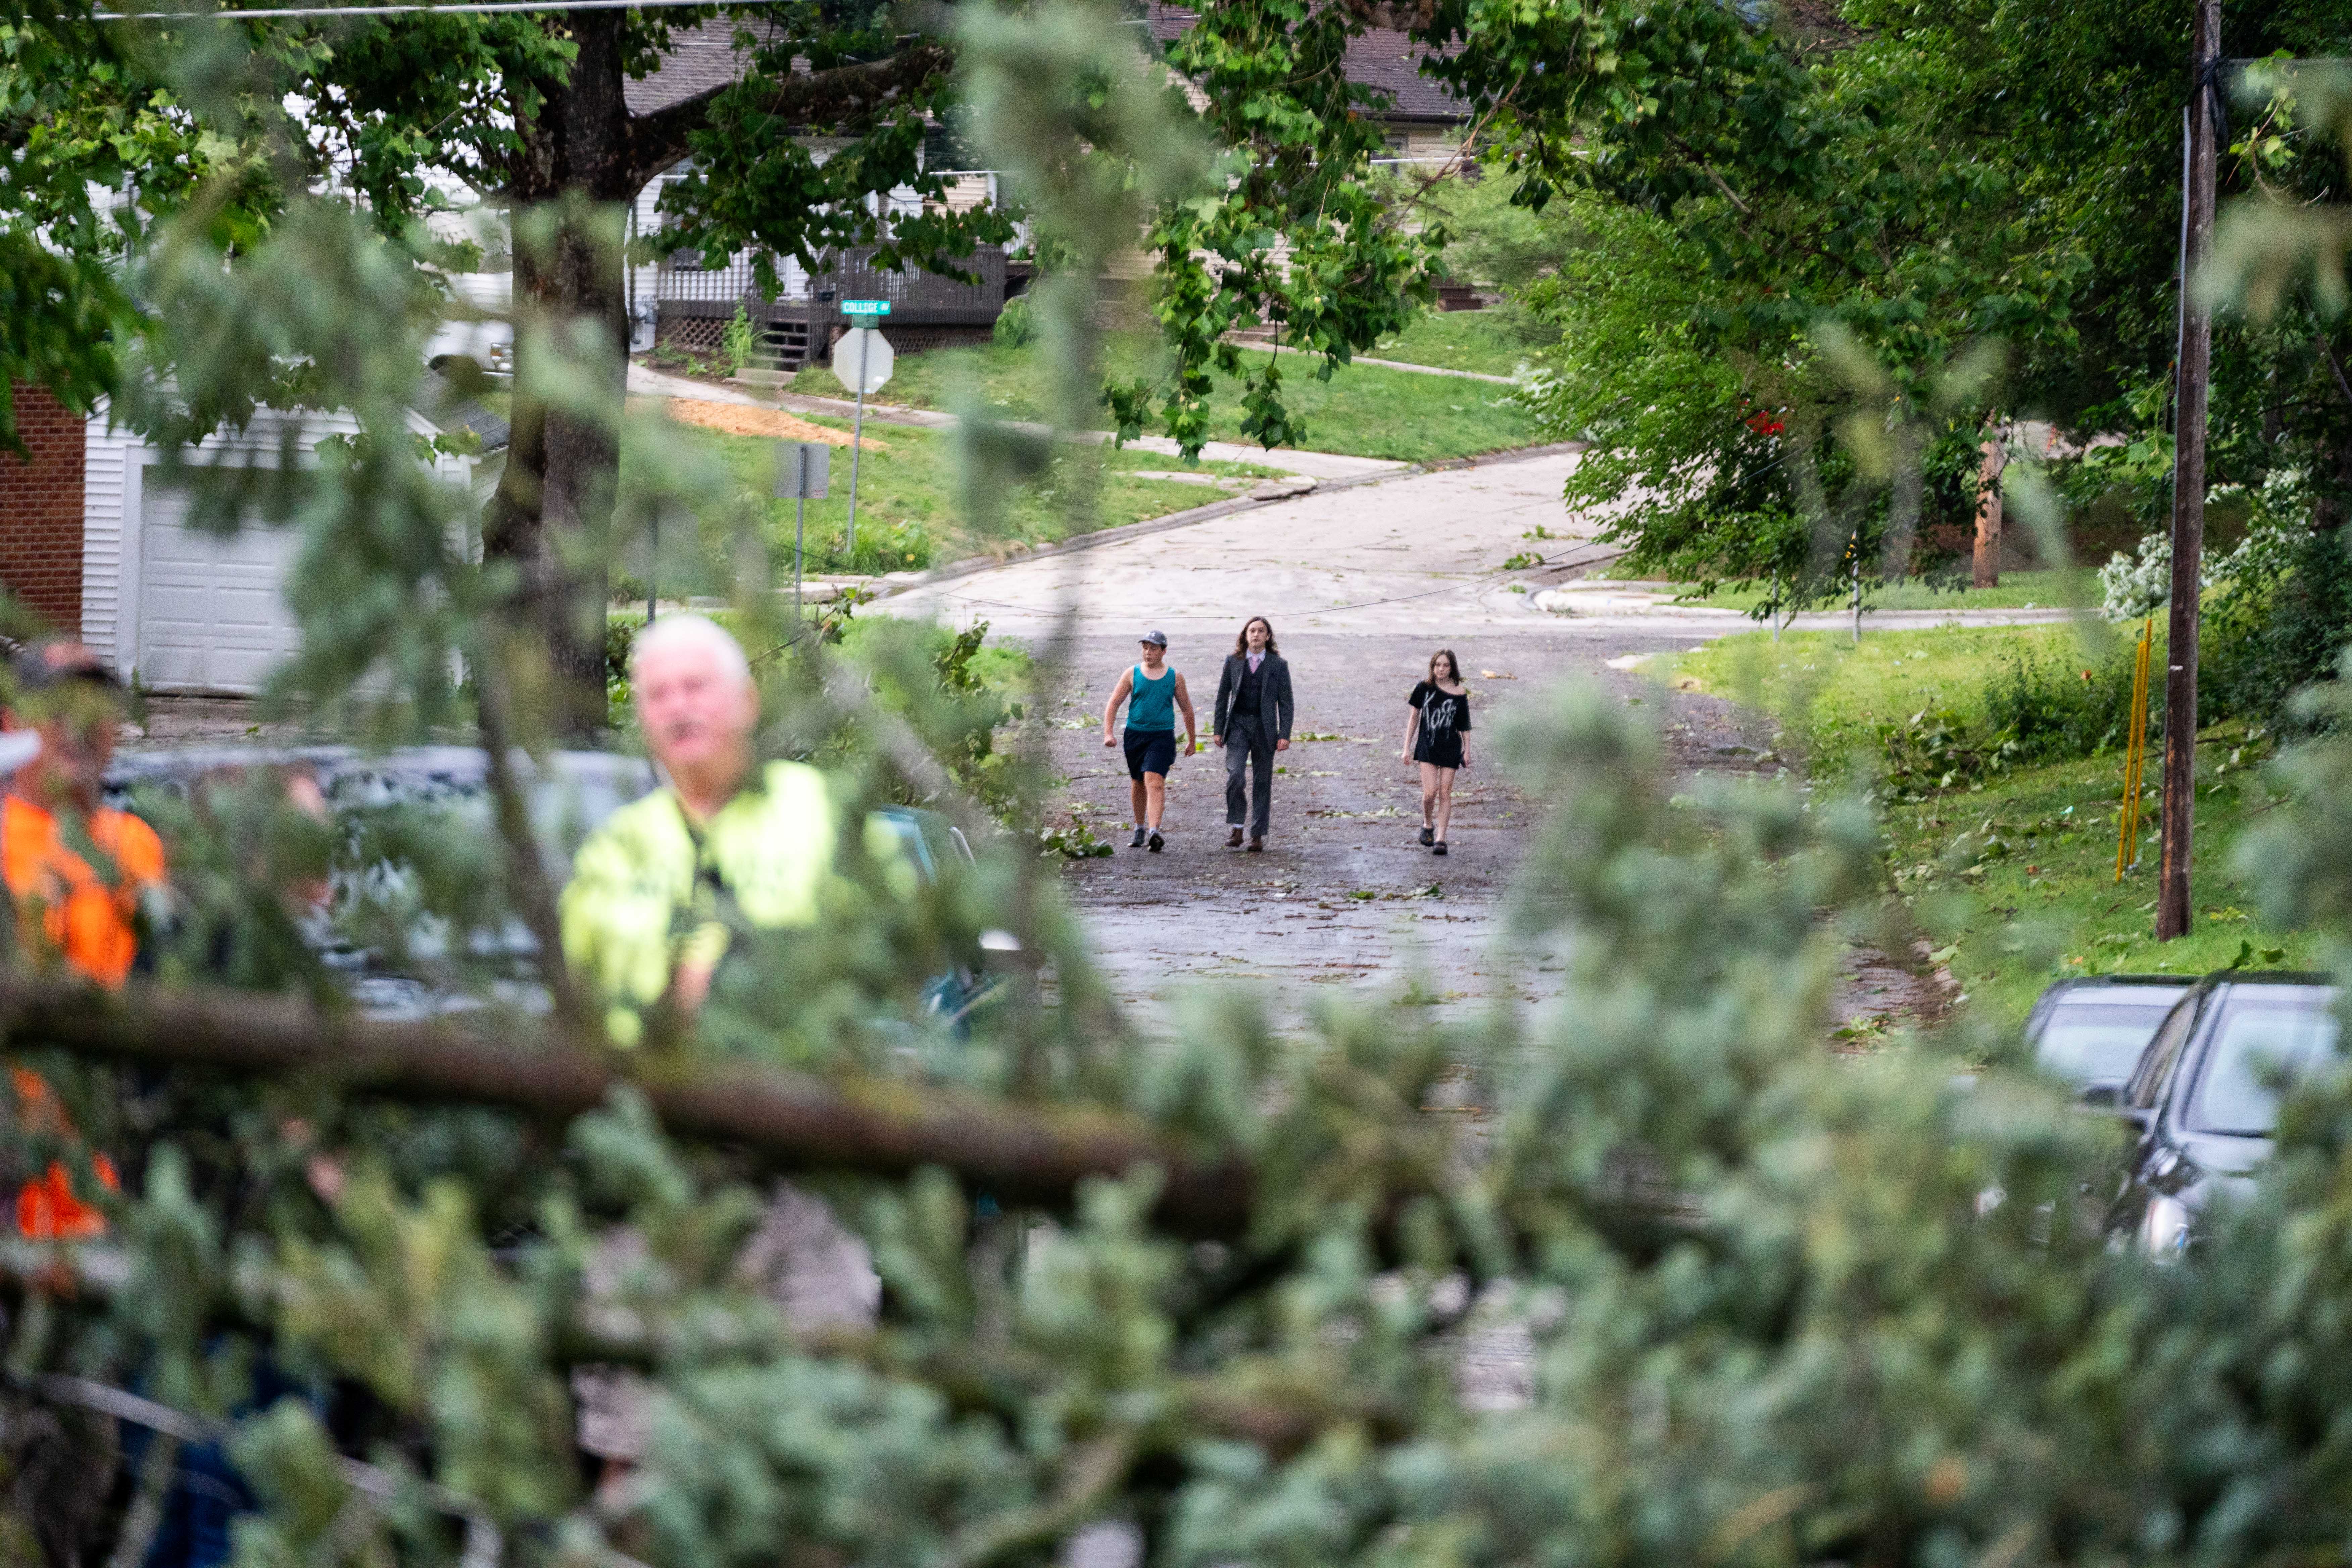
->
[0, 975, 1253, 1237]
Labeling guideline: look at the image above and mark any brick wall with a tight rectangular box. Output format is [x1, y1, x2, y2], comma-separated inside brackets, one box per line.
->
[0, 384, 86, 633]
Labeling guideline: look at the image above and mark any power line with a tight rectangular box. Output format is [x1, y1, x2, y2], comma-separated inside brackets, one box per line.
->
[96, 0, 774, 20]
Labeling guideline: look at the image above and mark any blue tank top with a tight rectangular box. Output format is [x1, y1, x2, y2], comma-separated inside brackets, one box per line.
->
[1127, 664, 1176, 732]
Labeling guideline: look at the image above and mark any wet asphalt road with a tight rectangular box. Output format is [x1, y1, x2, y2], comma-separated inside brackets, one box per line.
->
[1025, 629, 1775, 1035]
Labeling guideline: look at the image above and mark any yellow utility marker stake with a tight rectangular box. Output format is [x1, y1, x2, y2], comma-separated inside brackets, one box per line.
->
[2116, 616, 2154, 880]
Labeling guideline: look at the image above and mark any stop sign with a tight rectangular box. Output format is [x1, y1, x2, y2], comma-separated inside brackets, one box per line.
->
[832, 328, 895, 396]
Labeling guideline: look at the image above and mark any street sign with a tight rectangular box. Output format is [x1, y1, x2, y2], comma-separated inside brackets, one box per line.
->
[841, 299, 891, 317]
[830, 328, 894, 395]
[774, 441, 831, 499]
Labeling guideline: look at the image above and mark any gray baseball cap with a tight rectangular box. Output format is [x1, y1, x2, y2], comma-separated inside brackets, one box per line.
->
[1139, 630, 1168, 647]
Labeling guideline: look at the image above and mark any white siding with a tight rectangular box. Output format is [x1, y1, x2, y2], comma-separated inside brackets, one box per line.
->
[80, 404, 136, 669]
[84, 405, 477, 694]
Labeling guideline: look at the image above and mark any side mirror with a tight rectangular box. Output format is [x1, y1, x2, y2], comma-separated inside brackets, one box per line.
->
[2075, 1083, 2122, 1110]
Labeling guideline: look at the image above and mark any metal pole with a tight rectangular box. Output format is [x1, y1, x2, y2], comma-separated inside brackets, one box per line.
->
[2158, 0, 2220, 942]
[795, 445, 807, 619]
[847, 332, 869, 562]
[1852, 536, 1863, 645]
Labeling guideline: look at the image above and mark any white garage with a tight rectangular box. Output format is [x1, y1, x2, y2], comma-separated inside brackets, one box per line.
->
[81, 392, 505, 695]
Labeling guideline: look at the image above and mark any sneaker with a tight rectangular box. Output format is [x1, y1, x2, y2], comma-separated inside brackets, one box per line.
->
[1432, 841, 1448, 856]
[1148, 829, 1165, 852]
[1129, 826, 1147, 849]
[1418, 825, 1434, 846]
[1228, 827, 1245, 849]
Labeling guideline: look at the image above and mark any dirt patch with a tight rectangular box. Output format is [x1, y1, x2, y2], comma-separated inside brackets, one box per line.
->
[652, 397, 886, 451]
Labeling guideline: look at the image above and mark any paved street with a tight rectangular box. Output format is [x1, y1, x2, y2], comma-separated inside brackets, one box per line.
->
[875, 446, 1948, 1036]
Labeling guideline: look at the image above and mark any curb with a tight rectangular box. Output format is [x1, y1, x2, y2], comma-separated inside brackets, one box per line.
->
[873, 439, 1588, 599]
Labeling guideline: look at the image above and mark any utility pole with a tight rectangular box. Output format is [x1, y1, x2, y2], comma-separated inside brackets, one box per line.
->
[2157, 0, 2221, 941]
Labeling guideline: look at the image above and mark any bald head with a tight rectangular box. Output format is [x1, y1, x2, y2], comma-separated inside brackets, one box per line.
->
[632, 615, 759, 807]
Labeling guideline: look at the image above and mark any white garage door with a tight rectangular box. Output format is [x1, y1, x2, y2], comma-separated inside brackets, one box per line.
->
[137, 482, 304, 695]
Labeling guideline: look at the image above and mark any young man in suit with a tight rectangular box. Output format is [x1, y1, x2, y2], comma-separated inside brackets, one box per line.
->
[1212, 616, 1293, 851]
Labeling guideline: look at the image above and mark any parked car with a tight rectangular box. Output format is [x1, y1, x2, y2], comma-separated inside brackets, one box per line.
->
[2106, 973, 2340, 1259]
[106, 745, 1007, 1026]
[2022, 975, 2194, 1103]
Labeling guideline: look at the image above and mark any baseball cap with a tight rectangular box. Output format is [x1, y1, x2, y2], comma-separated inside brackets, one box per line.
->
[1139, 630, 1168, 647]
[10, 639, 120, 695]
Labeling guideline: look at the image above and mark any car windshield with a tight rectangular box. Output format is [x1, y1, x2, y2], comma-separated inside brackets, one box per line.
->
[2187, 994, 2343, 1136]
[2035, 1000, 2181, 1086]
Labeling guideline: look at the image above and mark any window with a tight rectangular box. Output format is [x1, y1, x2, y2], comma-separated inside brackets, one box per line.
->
[2185, 993, 2341, 1136]
[2035, 1001, 2181, 1086]
[2127, 994, 2201, 1111]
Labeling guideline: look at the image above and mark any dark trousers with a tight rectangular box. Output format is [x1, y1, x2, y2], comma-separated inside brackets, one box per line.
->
[1224, 730, 1275, 835]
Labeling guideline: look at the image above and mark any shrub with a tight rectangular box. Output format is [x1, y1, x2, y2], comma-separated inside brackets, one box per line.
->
[993, 294, 1036, 347]
[1877, 649, 2154, 795]
[722, 303, 757, 375]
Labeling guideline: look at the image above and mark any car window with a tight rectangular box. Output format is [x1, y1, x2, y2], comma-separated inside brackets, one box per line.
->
[2185, 996, 2342, 1136]
[2035, 1002, 2182, 1086]
[2127, 995, 2202, 1110]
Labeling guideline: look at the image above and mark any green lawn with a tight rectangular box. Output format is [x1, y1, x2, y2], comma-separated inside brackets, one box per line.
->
[631, 409, 1281, 579]
[1663, 623, 2125, 775]
[1664, 624, 2316, 1025]
[788, 332, 1539, 463]
[1364, 309, 1546, 377]
[1651, 568, 2098, 616]
[1884, 732, 2315, 1027]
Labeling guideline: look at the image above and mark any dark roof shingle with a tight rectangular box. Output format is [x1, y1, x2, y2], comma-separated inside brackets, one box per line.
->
[1145, 2, 1464, 123]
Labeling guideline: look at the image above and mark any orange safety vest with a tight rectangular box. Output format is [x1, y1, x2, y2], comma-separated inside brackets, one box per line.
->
[2, 794, 164, 1238]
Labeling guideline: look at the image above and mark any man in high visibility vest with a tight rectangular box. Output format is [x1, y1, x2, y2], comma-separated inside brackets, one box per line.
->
[561, 614, 861, 1047]
[1, 640, 165, 1237]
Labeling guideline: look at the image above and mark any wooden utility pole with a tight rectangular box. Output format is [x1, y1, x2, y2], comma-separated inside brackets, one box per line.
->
[2157, 0, 2221, 941]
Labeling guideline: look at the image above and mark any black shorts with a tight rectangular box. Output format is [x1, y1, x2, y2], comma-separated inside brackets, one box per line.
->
[1124, 728, 1177, 779]
[1413, 731, 1464, 770]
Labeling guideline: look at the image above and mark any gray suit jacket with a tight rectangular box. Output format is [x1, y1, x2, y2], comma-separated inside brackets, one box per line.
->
[1214, 652, 1293, 744]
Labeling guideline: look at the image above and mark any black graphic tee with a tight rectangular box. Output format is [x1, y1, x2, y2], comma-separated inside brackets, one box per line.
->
[1409, 681, 1471, 768]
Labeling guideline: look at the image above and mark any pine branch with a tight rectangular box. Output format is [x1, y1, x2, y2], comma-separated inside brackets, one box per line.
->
[0, 975, 1253, 1236]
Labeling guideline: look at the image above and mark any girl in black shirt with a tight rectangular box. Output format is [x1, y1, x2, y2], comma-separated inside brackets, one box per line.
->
[1399, 649, 1471, 855]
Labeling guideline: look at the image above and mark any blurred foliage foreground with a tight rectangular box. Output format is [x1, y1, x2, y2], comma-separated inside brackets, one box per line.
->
[20, 668, 2352, 1568]
[24, 18, 2352, 1568]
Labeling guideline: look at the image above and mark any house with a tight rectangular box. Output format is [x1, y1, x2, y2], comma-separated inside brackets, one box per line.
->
[1143, 3, 1472, 164]
[626, 26, 1019, 376]
[0, 380, 505, 695]
[623, 7, 1475, 372]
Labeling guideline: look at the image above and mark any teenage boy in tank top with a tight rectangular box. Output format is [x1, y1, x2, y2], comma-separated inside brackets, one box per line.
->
[1100, 630, 1197, 851]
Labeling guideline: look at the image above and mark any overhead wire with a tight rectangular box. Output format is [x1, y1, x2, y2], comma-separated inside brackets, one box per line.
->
[95, 0, 776, 20]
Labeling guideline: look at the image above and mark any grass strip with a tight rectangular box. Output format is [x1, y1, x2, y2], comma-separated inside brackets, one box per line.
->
[783, 333, 1539, 463]
[628, 406, 1282, 578]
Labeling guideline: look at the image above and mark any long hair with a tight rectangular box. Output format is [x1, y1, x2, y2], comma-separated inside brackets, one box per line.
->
[1429, 648, 1461, 684]
[1232, 617, 1279, 657]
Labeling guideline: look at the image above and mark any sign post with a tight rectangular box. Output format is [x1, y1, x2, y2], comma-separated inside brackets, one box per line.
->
[833, 301, 893, 561]
[774, 441, 832, 617]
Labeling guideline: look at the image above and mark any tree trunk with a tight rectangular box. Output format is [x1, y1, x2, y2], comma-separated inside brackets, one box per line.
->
[1970, 427, 2005, 589]
[482, 10, 639, 736]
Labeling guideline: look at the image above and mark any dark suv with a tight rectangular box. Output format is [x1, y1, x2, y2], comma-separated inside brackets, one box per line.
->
[2107, 973, 2340, 1259]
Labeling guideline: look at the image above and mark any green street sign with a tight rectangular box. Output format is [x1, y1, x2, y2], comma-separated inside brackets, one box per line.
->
[841, 300, 890, 316]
